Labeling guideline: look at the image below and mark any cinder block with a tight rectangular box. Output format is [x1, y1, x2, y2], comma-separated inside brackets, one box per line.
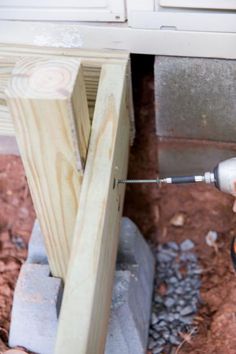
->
[27, 220, 48, 264]
[10, 218, 154, 354]
[105, 217, 155, 354]
[155, 56, 236, 142]
[158, 137, 236, 177]
[9, 264, 63, 354]
[0, 136, 19, 155]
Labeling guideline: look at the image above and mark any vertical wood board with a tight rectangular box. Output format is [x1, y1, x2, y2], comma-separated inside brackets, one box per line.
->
[55, 63, 130, 353]
[6, 57, 90, 279]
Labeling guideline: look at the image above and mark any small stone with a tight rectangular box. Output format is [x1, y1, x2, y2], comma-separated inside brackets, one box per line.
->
[205, 230, 218, 247]
[180, 252, 197, 262]
[150, 331, 159, 340]
[179, 299, 186, 306]
[151, 313, 158, 325]
[176, 287, 185, 295]
[162, 331, 170, 340]
[153, 347, 164, 354]
[191, 268, 202, 275]
[181, 315, 194, 324]
[174, 313, 180, 320]
[167, 286, 175, 295]
[190, 278, 201, 288]
[148, 338, 157, 350]
[167, 313, 175, 322]
[166, 242, 179, 251]
[163, 249, 178, 258]
[169, 335, 181, 345]
[180, 240, 195, 251]
[11, 235, 26, 249]
[170, 213, 185, 227]
[158, 320, 167, 327]
[156, 338, 166, 346]
[180, 306, 195, 316]
[156, 252, 173, 263]
[164, 297, 175, 308]
[176, 271, 183, 280]
[18, 207, 29, 219]
[154, 294, 164, 304]
[157, 313, 169, 321]
[169, 276, 178, 284]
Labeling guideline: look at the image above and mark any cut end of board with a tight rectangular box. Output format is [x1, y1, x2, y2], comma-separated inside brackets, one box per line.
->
[5, 57, 82, 99]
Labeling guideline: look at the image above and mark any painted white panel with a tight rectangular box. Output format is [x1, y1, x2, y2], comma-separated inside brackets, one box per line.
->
[129, 11, 236, 32]
[0, 0, 107, 7]
[159, 0, 236, 10]
[126, 0, 154, 13]
[0, 0, 126, 21]
[1, 21, 236, 59]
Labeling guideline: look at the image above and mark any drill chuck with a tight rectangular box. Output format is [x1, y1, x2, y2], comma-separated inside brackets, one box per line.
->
[214, 157, 236, 196]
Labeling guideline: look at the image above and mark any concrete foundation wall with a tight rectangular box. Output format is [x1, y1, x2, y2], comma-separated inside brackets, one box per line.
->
[158, 138, 236, 177]
[155, 56, 236, 176]
[155, 56, 236, 143]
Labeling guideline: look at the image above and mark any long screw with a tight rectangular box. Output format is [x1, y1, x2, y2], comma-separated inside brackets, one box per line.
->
[118, 178, 161, 184]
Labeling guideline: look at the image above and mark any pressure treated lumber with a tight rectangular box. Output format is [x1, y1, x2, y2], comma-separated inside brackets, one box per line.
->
[55, 63, 130, 354]
[0, 46, 134, 141]
[6, 57, 90, 279]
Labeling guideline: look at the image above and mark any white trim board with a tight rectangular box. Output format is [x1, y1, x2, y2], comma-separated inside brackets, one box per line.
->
[129, 11, 236, 32]
[0, 9, 125, 22]
[0, 21, 236, 59]
[0, 0, 126, 21]
[160, 0, 236, 10]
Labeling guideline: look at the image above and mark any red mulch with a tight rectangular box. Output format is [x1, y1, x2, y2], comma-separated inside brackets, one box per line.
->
[0, 156, 35, 353]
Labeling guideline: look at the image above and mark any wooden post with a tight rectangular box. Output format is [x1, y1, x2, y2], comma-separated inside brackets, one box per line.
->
[5, 57, 90, 279]
[55, 63, 130, 354]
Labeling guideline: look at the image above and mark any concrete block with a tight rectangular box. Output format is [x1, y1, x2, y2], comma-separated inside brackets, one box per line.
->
[155, 56, 236, 142]
[9, 218, 154, 354]
[105, 217, 155, 354]
[9, 264, 63, 354]
[158, 137, 236, 177]
[26, 220, 48, 264]
[0, 136, 19, 155]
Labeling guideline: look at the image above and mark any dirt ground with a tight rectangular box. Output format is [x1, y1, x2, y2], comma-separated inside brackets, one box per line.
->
[1, 55, 236, 353]
[0, 156, 35, 353]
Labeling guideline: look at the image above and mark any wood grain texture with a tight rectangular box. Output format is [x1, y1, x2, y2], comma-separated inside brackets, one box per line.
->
[5, 57, 90, 279]
[0, 46, 134, 141]
[55, 63, 130, 354]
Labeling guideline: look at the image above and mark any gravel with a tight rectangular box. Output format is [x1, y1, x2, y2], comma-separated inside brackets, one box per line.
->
[180, 239, 195, 251]
[148, 240, 201, 353]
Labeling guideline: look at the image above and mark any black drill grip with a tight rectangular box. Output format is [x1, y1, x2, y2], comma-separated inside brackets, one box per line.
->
[171, 176, 197, 184]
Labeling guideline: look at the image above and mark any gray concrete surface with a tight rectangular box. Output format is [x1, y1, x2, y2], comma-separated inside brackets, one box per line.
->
[0, 136, 19, 155]
[26, 220, 48, 264]
[9, 217, 155, 354]
[105, 217, 155, 354]
[155, 56, 236, 143]
[9, 264, 63, 354]
[158, 137, 236, 177]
